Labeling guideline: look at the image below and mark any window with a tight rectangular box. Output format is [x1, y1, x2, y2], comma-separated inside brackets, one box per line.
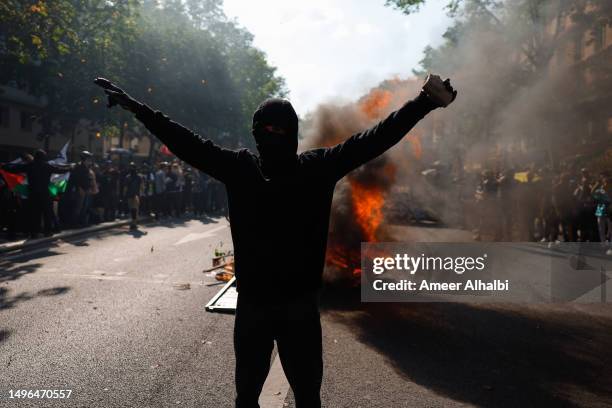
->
[0, 106, 9, 128]
[20, 111, 32, 131]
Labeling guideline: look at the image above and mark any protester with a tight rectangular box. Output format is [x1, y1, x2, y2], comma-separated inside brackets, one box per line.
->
[123, 162, 143, 230]
[593, 174, 611, 253]
[164, 162, 179, 217]
[1, 149, 73, 237]
[95, 73, 457, 408]
[474, 170, 499, 241]
[69, 151, 95, 226]
[182, 168, 193, 215]
[154, 162, 167, 219]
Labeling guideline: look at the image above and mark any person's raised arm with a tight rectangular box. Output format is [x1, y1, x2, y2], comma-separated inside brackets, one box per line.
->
[319, 75, 456, 181]
[94, 78, 240, 183]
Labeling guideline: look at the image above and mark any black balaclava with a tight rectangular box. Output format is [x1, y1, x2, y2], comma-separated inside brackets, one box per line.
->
[251, 98, 298, 176]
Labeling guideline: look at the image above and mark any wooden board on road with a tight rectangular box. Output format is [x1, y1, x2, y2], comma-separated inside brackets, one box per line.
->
[205, 276, 237, 313]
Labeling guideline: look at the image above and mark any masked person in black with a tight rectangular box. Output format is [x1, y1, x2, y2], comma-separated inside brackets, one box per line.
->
[95, 75, 456, 408]
[1, 149, 73, 238]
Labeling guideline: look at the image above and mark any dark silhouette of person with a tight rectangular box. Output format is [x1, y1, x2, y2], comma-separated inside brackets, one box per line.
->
[95, 75, 456, 408]
[1, 149, 73, 237]
[69, 150, 95, 226]
[124, 162, 143, 230]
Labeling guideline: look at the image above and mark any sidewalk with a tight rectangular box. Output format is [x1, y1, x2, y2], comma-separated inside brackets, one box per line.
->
[0, 218, 135, 254]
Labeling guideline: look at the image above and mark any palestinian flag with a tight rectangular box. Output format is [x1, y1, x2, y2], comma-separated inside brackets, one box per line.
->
[0, 167, 27, 196]
[0, 140, 71, 197]
[48, 141, 70, 197]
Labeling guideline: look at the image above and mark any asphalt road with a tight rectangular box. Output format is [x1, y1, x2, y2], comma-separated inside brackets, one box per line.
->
[1, 219, 612, 407]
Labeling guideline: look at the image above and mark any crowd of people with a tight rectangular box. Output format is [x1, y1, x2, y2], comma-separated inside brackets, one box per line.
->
[0, 149, 227, 240]
[465, 165, 612, 252]
[4, 147, 612, 253]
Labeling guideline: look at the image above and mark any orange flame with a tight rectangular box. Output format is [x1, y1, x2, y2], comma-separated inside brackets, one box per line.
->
[349, 180, 385, 242]
[326, 246, 362, 279]
[360, 89, 392, 120]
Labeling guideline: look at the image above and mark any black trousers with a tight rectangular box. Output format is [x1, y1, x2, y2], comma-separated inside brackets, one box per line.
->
[28, 193, 54, 234]
[234, 291, 323, 408]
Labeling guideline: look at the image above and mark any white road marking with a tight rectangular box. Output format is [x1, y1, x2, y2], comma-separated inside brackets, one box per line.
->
[259, 350, 291, 408]
[173, 225, 228, 246]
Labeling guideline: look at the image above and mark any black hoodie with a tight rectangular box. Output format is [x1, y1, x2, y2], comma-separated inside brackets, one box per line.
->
[134, 92, 437, 299]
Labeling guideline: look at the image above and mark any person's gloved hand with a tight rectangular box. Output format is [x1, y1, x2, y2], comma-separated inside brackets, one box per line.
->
[94, 77, 141, 113]
[422, 74, 457, 108]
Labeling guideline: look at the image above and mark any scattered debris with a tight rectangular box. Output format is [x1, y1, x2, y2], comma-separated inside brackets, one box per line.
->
[215, 270, 234, 282]
[173, 283, 191, 290]
[205, 249, 238, 312]
[205, 277, 237, 313]
[202, 263, 231, 273]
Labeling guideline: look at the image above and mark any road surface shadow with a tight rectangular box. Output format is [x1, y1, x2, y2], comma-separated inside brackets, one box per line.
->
[0, 258, 71, 344]
[0, 284, 71, 348]
[322, 288, 612, 407]
[127, 229, 148, 239]
[150, 213, 223, 228]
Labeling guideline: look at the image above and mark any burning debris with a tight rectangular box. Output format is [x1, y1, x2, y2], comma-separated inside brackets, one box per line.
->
[301, 78, 426, 285]
[203, 248, 235, 282]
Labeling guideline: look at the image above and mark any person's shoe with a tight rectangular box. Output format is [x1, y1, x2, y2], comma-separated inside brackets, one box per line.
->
[606, 248, 612, 256]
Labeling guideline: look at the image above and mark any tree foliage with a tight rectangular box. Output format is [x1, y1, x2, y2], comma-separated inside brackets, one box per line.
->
[0, 0, 287, 152]
[387, 0, 610, 165]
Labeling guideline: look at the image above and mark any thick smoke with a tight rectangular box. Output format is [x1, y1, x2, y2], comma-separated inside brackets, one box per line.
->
[299, 79, 425, 284]
[299, 1, 588, 282]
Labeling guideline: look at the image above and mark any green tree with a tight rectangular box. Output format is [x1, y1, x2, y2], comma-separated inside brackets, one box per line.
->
[0, 0, 287, 157]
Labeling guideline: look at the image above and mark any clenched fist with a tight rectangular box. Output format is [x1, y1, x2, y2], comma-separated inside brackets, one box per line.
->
[422, 74, 457, 108]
